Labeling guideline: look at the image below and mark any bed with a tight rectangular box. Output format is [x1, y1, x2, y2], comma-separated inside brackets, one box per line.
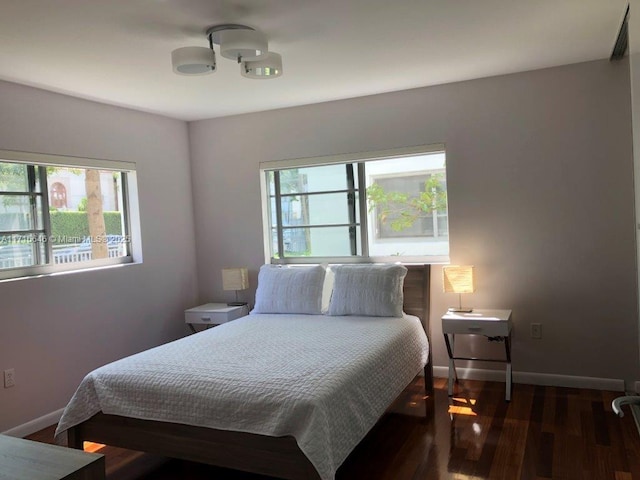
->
[55, 264, 433, 480]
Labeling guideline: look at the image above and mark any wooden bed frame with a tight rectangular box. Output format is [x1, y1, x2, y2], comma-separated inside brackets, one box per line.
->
[67, 264, 433, 480]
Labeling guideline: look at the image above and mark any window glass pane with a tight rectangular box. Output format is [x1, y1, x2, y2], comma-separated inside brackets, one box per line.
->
[283, 192, 357, 227]
[0, 162, 29, 192]
[365, 152, 448, 258]
[278, 164, 350, 195]
[267, 171, 275, 196]
[34, 166, 42, 193]
[35, 196, 43, 230]
[282, 226, 359, 257]
[0, 195, 38, 231]
[282, 227, 310, 256]
[47, 168, 128, 264]
[0, 233, 45, 269]
[368, 172, 447, 239]
[437, 214, 448, 237]
[270, 196, 277, 220]
[373, 174, 433, 238]
[270, 228, 280, 258]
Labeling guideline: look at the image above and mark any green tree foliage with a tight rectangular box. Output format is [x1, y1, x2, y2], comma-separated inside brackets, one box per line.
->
[0, 163, 28, 191]
[367, 174, 447, 232]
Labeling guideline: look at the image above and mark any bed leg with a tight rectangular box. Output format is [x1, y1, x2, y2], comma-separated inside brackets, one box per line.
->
[424, 355, 434, 396]
[67, 427, 84, 450]
[423, 361, 435, 420]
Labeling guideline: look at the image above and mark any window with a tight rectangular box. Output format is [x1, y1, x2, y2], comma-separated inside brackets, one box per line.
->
[261, 145, 448, 263]
[0, 150, 137, 279]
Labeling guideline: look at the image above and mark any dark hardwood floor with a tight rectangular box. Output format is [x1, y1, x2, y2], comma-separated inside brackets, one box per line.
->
[28, 377, 640, 479]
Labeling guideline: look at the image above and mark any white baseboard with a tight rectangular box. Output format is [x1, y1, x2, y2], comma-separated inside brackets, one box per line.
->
[2, 408, 64, 438]
[433, 366, 626, 391]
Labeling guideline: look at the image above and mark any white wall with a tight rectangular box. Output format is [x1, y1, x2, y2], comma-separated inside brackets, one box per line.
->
[0, 81, 198, 433]
[190, 59, 639, 385]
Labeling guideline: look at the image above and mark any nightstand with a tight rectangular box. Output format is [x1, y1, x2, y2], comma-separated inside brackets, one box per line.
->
[442, 309, 513, 401]
[184, 303, 248, 333]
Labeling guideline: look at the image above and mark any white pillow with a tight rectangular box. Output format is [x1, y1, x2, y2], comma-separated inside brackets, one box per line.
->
[252, 265, 326, 315]
[328, 264, 407, 317]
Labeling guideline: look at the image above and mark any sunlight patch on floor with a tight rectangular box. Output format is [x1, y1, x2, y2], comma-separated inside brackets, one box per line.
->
[448, 396, 478, 416]
[83, 441, 105, 452]
[448, 405, 477, 416]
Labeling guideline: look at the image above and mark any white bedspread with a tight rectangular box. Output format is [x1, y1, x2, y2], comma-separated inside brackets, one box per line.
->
[55, 313, 429, 480]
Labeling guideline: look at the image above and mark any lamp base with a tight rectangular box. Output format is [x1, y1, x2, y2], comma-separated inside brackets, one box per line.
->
[227, 301, 248, 307]
[448, 307, 473, 313]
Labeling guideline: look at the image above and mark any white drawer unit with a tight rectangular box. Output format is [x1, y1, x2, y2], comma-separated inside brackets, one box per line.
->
[184, 303, 248, 333]
[441, 309, 513, 401]
[441, 309, 512, 336]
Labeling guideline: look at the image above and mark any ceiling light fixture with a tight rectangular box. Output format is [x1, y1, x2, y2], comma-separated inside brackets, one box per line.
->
[171, 46, 216, 75]
[242, 52, 283, 79]
[171, 24, 283, 79]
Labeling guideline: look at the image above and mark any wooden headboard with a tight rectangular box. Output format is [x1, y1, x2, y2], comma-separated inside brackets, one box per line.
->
[402, 264, 433, 393]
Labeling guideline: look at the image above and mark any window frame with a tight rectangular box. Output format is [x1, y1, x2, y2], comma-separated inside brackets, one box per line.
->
[260, 144, 449, 265]
[0, 149, 137, 281]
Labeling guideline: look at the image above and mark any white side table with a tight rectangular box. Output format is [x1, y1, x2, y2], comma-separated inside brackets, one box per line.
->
[441, 309, 513, 401]
[184, 303, 248, 333]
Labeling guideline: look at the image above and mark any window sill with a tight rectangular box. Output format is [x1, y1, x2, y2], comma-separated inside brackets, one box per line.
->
[0, 256, 139, 283]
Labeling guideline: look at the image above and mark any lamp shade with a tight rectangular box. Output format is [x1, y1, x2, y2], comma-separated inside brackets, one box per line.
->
[222, 268, 249, 291]
[171, 46, 216, 75]
[443, 265, 475, 294]
[241, 52, 283, 79]
[219, 29, 268, 62]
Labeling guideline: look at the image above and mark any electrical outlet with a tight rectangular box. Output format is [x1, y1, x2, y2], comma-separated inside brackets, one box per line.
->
[531, 323, 542, 339]
[4, 368, 15, 388]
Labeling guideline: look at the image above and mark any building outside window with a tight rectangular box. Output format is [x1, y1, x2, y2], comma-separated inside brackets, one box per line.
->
[50, 182, 67, 209]
[372, 174, 446, 239]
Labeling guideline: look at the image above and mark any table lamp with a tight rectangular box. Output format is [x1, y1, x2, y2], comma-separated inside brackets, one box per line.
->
[222, 267, 249, 306]
[443, 265, 475, 312]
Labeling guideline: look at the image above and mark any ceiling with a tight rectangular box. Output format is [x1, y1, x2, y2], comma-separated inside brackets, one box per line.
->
[0, 0, 628, 121]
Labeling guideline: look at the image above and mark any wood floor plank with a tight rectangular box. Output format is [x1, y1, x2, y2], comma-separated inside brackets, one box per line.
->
[487, 384, 534, 479]
[554, 388, 569, 430]
[24, 378, 640, 480]
[529, 386, 545, 424]
[565, 387, 583, 436]
[535, 431, 554, 479]
[487, 418, 528, 480]
[616, 472, 634, 480]
[518, 418, 541, 480]
[593, 400, 612, 446]
[472, 394, 510, 478]
[552, 432, 584, 480]
[541, 386, 557, 434]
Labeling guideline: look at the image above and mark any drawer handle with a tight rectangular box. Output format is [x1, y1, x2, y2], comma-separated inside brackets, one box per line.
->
[200, 316, 211, 322]
[467, 327, 483, 332]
